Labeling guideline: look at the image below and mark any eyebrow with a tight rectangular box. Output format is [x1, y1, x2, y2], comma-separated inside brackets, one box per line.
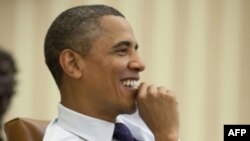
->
[112, 40, 139, 50]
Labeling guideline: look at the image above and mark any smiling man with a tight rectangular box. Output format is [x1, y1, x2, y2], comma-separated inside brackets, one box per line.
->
[43, 5, 179, 141]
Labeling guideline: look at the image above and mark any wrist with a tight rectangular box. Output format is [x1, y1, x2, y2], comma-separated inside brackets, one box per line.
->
[154, 130, 179, 141]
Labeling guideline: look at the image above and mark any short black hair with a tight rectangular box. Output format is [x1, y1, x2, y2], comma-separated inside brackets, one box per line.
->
[44, 4, 124, 87]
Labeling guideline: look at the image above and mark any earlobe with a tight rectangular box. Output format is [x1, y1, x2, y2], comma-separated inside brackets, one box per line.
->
[59, 49, 83, 79]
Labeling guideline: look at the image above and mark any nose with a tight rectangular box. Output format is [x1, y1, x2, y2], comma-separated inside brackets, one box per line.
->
[128, 53, 146, 72]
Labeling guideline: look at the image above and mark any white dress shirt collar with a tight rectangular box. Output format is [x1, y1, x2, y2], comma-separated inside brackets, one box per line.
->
[58, 104, 115, 141]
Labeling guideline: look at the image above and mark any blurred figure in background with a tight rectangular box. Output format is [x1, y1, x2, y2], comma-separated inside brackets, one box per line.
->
[0, 47, 17, 141]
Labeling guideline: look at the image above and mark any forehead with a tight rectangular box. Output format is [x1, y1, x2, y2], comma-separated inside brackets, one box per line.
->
[98, 15, 137, 43]
[86, 15, 138, 56]
[100, 15, 132, 31]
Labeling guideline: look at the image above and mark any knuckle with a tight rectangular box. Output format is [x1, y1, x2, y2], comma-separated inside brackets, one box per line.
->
[147, 84, 157, 94]
[160, 90, 178, 103]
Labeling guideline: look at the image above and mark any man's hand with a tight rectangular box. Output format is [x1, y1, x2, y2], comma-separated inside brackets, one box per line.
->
[136, 82, 180, 141]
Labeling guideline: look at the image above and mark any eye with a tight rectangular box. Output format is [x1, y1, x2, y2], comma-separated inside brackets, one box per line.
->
[116, 48, 129, 55]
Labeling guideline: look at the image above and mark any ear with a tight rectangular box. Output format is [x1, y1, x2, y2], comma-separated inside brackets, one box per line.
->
[59, 49, 83, 79]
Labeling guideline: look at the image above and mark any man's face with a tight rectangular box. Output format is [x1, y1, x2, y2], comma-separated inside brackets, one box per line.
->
[81, 15, 145, 117]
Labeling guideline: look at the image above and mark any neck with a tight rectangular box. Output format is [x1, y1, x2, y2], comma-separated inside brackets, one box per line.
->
[61, 100, 118, 122]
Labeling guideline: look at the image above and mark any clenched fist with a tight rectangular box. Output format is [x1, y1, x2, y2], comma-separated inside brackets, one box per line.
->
[136, 82, 180, 141]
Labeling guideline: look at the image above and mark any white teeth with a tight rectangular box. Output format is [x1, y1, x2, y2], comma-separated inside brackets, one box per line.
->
[122, 80, 138, 89]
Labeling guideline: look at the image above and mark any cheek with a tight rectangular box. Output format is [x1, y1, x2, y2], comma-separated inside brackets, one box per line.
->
[102, 58, 127, 77]
[110, 58, 128, 73]
[86, 58, 128, 90]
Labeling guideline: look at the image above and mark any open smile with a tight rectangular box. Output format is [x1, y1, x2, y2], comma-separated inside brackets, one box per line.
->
[121, 79, 139, 90]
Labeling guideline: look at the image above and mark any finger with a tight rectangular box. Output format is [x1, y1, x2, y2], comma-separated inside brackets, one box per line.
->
[137, 82, 148, 98]
[147, 84, 157, 95]
[158, 86, 178, 103]
[157, 86, 168, 93]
